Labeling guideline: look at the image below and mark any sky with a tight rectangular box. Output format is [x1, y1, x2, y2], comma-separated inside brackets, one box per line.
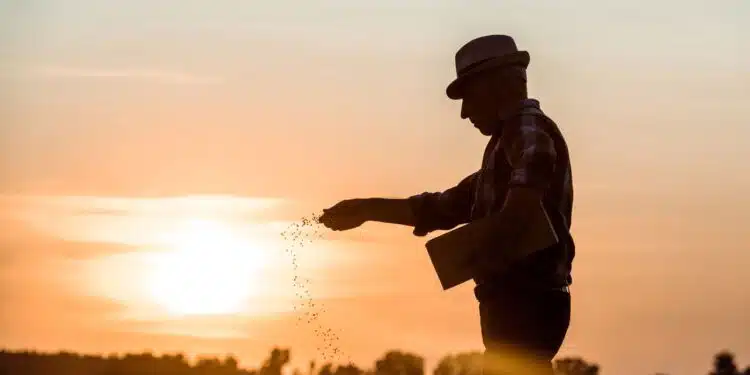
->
[1, 0, 749, 374]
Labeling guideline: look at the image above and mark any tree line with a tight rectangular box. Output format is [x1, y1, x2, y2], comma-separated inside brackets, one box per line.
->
[0, 347, 747, 375]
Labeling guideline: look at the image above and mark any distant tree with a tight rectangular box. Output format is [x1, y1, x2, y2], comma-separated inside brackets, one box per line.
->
[196, 356, 222, 374]
[454, 352, 483, 375]
[335, 363, 365, 375]
[374, 351, 424, 375]
[553, 357, 600, 375]
[711, 351, 740, 375]
[433, 352, 482, 375]
[319, 363, 335, 375]
[259, 348, 291, 375]
[433, 355, 458, 375]
[224, 355, 239, 371]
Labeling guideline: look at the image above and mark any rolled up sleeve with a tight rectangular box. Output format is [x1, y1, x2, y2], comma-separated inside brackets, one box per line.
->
[503, 114, 557, 190]
[407, 172, 478, 236]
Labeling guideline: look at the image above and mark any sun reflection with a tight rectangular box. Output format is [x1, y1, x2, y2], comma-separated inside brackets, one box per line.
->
[147, 218, 267, 316]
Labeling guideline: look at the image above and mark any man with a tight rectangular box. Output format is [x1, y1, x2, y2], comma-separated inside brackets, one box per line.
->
[319, 35, 575, 375]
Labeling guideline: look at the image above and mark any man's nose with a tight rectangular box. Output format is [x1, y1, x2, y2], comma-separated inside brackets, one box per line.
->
[460, 100, 469, 119]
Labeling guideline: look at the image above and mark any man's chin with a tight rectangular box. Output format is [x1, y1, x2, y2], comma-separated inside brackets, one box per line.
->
[474, 124, 494, 136]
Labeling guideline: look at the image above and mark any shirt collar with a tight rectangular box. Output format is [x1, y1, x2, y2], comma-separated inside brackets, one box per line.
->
[493, 98, 540, 133]
[500, 98, 540, 122]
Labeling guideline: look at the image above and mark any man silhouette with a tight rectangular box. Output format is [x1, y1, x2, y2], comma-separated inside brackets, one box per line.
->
[319, 35, 574, 375]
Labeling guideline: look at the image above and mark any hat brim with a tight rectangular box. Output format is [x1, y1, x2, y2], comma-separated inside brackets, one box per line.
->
[446, 51, 530, 100]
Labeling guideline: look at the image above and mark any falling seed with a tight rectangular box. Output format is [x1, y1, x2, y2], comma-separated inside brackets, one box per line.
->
[280, 212, 348, 363]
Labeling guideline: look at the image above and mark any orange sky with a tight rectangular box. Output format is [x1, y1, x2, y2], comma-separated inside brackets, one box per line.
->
[1, 1, 749, 375]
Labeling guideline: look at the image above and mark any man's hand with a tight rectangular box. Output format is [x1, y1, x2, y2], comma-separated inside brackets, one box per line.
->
[319, 199, 372, 231]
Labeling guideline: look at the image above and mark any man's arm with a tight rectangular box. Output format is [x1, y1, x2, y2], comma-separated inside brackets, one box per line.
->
[406, 172, 479, 236]
[363, 198, 417, 227]
[363, 172, 479, 236]
[497, 113, 558, 232]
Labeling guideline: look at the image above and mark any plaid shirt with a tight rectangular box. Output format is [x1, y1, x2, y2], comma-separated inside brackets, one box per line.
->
[408, 98, 575, 291]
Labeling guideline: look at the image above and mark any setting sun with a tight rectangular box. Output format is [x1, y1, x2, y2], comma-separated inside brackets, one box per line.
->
[147, 218, 267, 316]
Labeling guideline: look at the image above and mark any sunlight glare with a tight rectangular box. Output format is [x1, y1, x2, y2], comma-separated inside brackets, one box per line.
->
[148, 218, 267, 316]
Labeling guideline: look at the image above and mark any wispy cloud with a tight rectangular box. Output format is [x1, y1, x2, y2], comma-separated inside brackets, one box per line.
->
[0, 194, 288, 247]
[3, 194, 284, 219]
[28, 65, 223, 85]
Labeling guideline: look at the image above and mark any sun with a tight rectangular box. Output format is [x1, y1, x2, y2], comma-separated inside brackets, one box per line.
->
[147, 218, 267, 316]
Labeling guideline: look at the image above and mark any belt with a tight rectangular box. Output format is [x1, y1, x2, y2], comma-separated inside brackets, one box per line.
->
[474, 283, 570, 301]
[551, 285, 570, 293]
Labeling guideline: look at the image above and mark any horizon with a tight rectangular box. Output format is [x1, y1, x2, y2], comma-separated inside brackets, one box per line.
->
[1, 1, 749, 375]
[0, 347, 744, 375]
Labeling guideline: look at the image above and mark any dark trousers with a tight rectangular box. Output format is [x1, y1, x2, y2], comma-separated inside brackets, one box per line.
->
[476, 287, 571, 375]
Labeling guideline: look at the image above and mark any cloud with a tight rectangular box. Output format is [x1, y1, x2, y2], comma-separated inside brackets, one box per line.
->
[0, 227, 141, 267]
[2, 193, 285, 223]
[45, 194, 285, 218]
[0, 193, 292, 250]
[50, 239, 141, 260]
[28, 65, 223, 85]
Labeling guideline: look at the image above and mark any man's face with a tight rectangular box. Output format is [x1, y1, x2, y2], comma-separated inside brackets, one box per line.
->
[459, 74, 501, 136]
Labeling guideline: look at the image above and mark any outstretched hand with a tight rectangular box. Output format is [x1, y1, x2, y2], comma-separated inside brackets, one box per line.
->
[319, 199, 371, 231]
